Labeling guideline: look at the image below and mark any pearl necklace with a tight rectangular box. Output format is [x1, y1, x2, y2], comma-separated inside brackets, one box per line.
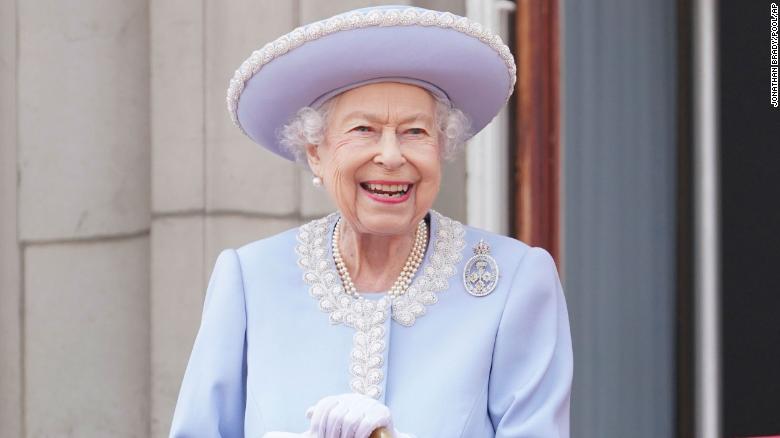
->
[332, 217, 428, 299]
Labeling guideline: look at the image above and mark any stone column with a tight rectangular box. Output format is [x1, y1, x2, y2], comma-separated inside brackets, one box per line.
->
[149, 1, 206, 435]
[16, 0, 151, 436]
[150, 1, 300, 436]
[0, 0, 22, 436]
[202, 0, 300, 266]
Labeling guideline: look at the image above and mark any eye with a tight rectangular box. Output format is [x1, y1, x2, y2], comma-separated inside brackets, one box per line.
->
[405, 128, 428, 136]
[351, 125, 373, 133]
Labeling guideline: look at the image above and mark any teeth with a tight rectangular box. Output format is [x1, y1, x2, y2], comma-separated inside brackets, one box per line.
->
[365, 183, 409, 193]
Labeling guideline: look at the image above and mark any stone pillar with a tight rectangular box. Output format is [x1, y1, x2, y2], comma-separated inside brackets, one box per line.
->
[0, 0, 22, 436]
[150, 1, 300, 436]
[16, 0, 151, 436]
[202, 0, 300, 267]
[149, 1, 206, 435]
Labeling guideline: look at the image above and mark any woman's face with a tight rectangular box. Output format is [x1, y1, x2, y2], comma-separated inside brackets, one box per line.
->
[306, 82, 442, 237]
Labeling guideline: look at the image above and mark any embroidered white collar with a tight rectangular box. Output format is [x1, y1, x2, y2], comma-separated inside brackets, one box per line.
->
[295, 210, 466, 398]
[296, 210, 466, 327]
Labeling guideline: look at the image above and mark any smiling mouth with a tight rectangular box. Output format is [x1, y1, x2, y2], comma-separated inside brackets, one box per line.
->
[360, 182, 413, 199]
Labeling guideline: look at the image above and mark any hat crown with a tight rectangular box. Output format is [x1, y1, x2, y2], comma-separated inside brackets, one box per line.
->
[227, 5, 516, 161]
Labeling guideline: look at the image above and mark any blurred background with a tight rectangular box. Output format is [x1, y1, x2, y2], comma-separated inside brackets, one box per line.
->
[1, 0, 778, 437]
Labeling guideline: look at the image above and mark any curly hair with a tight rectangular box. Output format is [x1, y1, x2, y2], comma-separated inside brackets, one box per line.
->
[278, 91, 471, 166]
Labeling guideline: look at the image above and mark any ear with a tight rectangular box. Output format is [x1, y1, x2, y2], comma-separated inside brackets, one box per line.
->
[305, 143, 322, 176]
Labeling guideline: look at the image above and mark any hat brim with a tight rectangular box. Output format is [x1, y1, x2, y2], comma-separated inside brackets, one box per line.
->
[231, 7, 515, 161]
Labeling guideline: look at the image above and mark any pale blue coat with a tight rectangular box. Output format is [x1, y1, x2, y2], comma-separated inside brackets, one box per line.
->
[169, 211, 572, 437]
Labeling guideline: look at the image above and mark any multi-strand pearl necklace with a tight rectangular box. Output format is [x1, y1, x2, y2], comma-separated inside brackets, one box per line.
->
[332, 217, 428, 299]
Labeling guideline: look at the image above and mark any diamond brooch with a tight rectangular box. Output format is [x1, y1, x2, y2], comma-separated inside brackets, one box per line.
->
[463, 239, 499, 297]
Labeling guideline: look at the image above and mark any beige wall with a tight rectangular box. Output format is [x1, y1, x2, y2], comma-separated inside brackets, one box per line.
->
[1, 0, 466, 436]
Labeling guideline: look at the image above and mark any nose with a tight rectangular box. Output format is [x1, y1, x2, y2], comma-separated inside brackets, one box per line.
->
[373, 127, 406, 170]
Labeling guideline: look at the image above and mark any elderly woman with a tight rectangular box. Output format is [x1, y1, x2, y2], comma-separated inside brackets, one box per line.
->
[170, 5, 572, 438]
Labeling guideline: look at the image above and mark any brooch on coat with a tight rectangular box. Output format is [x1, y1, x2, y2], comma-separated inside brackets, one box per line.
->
[463, 239, 499, 297]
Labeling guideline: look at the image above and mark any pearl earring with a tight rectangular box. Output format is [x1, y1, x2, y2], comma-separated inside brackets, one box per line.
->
[312, 176, 323, 187]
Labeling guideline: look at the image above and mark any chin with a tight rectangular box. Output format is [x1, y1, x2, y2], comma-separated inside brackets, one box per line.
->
[354, 209, 425, 236]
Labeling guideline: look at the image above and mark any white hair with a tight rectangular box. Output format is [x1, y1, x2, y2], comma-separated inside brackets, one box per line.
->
[278, 91, 471, 166]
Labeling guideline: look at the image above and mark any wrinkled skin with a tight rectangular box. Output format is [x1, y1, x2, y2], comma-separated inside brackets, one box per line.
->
[306, 82, 442, 293]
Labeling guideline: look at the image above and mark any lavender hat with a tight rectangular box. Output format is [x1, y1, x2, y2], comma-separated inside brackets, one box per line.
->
[226, 5, 517, 161]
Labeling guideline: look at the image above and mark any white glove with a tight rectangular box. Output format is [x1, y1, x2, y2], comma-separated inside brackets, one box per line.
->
[305, 393, 415, 438]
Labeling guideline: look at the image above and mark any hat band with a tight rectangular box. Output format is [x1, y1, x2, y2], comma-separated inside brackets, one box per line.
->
[309, 77, 451, 109]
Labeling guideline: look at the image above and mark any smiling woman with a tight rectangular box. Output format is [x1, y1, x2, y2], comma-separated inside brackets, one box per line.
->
[304, 83, 446, 294]
[169, 5, 573, 438]
[308, 84, 440, 232]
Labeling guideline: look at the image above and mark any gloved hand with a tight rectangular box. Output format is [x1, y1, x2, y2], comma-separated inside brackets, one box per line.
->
[305, 393, 415, 438]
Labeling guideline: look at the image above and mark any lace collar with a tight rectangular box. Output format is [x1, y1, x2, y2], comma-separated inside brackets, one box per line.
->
[295, 210, 466, 328]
